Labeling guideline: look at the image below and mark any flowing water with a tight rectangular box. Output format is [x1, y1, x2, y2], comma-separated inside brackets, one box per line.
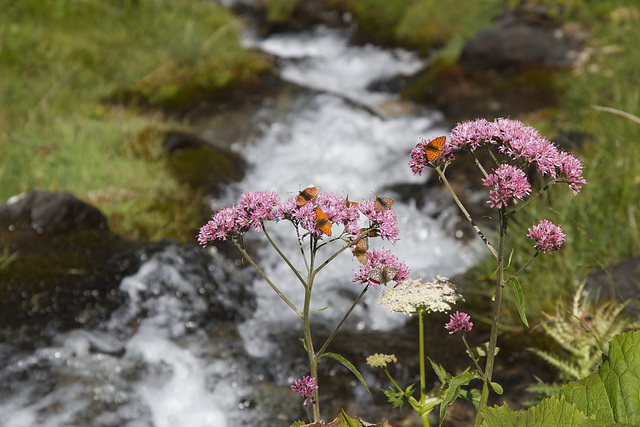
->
[0, 24, 480, 426]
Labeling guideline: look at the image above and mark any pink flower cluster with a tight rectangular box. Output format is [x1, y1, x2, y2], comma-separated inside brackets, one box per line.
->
[527, 219, 565, 254]
[352, 248, 410, 288]
[482, 164, 532, 209]
[197, 191, 280, 244]
[445, 311, 473, 334]
[409, 118, 586, 195]
[291, 375, 318, 406]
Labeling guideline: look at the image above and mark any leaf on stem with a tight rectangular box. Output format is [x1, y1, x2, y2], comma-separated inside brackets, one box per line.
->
[506, 276, 529, 328]
[320, 352, 370, 393]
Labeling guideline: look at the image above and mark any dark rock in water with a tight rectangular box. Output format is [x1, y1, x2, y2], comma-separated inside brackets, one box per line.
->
[0, 190, 255, 348]
[163, 130, 247, 195]
[585, 256, 640, 312]
[0, 190, 108, 235]
[459, 5, 587, 78]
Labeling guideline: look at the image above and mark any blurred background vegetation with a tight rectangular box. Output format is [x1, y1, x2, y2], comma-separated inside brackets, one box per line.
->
[1, 0, 639, 328]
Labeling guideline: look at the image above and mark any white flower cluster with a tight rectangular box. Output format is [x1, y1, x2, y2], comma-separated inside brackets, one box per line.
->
[378, 276, 463, 315]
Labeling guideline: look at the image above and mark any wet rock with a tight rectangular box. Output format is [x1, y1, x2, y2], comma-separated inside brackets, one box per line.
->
[0, 190, 108, 235]
[163, 130, 247, 195]
[585, 256, 640, 312]
[459, 5, 588, 78]
[0, 190, 254, 347]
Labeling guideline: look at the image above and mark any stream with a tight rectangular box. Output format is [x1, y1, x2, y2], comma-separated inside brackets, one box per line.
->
[0, 21, 481, 427]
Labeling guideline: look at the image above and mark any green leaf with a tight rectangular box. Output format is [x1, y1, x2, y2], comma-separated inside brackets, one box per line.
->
[312, 306, 330, 312]
[439, 371, 476, 426]
[482, 396, 587, 426]
[321, 352, 370, 393]
[560, 330, 640, 424]
[381, 383, 415, 409]
[429, 358, 451, 384]
[506, 276, 529, 328]
[490, 381, 503, 395]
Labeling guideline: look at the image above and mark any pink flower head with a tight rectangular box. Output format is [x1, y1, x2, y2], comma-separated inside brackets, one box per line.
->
[291, 376, 318, 406]
[352, 248, 409, 288]
[482, 164, 531, 209]
[277, 192, 361, 239]
[358, 199, 399, 243]
[555, 151, 587, 195]
[445, 311, 473, 334]
[198, 191, 280, 246]
[527, 219, 565, 254]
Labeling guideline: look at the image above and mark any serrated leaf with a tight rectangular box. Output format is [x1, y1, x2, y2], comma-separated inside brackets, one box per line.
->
[321, 352, 370, 393]
[560, 330, 640, 424]
[506, 276, 529, 328]
[300, 410, 392, 426]
[429, 358, 451, 384]
[482, 395, 587, 426]
[439, 371, 476, 426]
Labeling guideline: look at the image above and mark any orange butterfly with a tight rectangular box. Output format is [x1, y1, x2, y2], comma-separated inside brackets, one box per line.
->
[374, 196, 395, 212]
[297, 186, 321, 206]
[315, 207, 332, 236]
[352, 236, 369, 264]
[425, 136, 446, 164]
[344, 195, 359, 208]
[367, 265, 399, 284]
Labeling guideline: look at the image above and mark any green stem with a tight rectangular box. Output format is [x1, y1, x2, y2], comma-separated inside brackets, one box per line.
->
[461, 333, 484, 377]
[384, 368, 404, 393]
[418, 310, 431, 427]
[435, 167, 498, 258]
[262, 225, 307, 287]
[304, 238, 320, 422]
[316, 284, 370, 357]
[505, 180, 557, 218]
[419, 310, 426, 404]
[232, 238, 302, 317]
[474, 209, 507, 426]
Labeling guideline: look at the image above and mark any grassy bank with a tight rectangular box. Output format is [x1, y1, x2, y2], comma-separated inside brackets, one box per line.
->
[0, 0, 271, 241]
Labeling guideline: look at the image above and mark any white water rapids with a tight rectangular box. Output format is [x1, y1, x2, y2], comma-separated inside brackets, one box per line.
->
[0, 26, 480, 426]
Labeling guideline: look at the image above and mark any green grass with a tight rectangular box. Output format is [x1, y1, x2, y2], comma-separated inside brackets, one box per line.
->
[0, 0, 272, 241]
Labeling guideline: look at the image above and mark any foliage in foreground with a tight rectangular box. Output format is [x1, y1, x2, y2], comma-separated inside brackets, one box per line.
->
[483, 330, 640, 426]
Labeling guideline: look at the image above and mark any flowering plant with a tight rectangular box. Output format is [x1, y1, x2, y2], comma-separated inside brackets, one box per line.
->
[402, 117, 585, 425]
[199, 189, 407, 423]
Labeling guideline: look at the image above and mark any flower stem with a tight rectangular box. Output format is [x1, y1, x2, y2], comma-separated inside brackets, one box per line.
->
[232, 239, 302, 317]
[435, 167, 498, 258]
[304, 239, 320, 422]
[316, 284, 370, 357]
[262, 225, 307, 287]
[461, 333, 484, 377]
[419, 310, 426, 404]
[474, 210, 507, 426]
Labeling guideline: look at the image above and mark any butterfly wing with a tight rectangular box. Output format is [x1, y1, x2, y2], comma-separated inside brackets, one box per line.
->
[315, 207, 332, 236]
[297, 186, 321, 206]
[425, 136, 446, 163]
[367, 265, 399, 284]
[353, 236, 369, 264]
[345, 195, 359, 208]
[374, 196, 395, 212]
[382, 266, 399, 283]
